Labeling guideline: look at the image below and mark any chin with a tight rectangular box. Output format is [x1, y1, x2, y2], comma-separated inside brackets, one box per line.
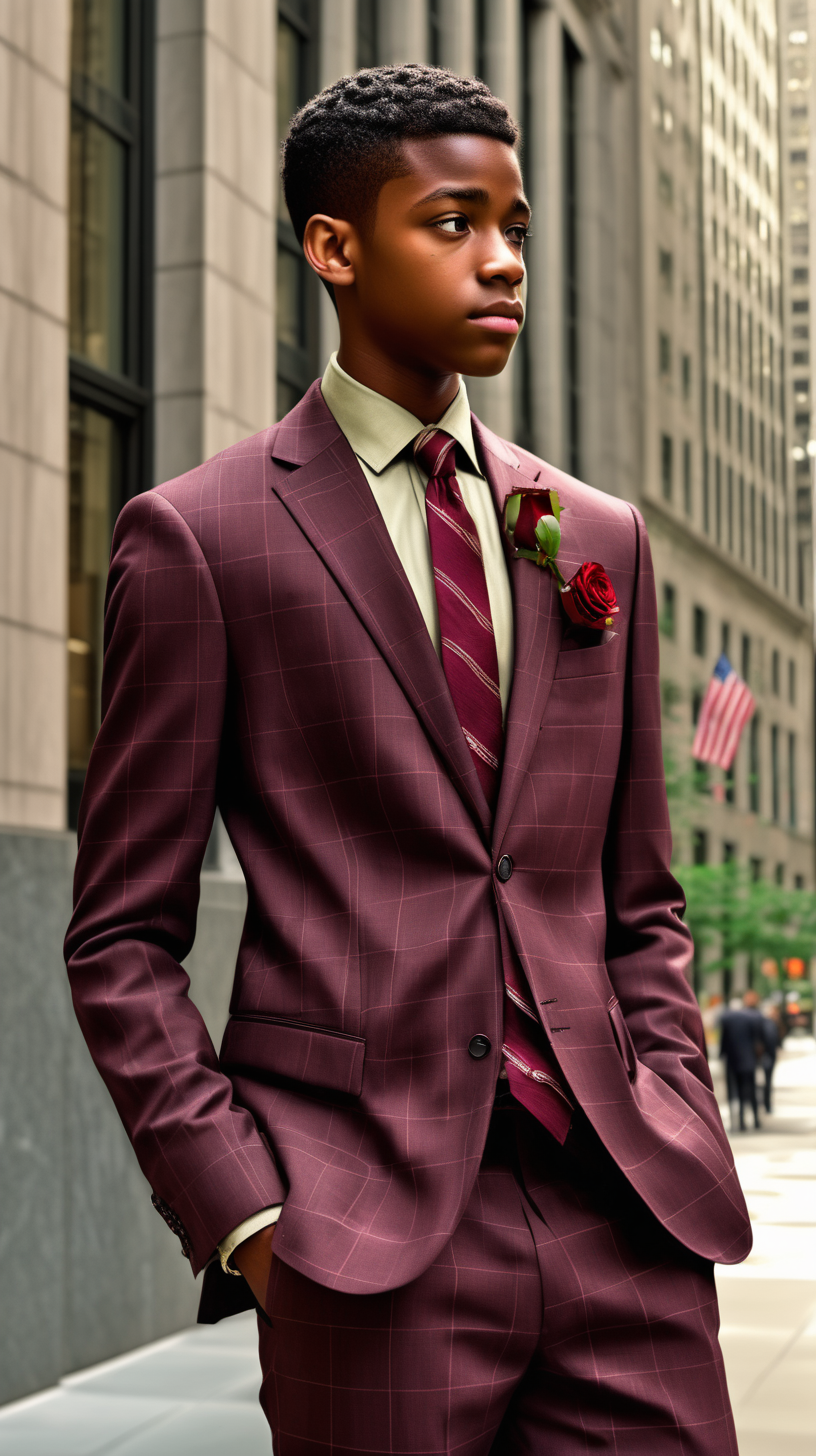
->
[460, 348, 516, 378]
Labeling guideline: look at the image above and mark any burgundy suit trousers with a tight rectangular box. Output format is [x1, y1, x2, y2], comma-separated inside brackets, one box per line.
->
[258, 1103, 737, 1455]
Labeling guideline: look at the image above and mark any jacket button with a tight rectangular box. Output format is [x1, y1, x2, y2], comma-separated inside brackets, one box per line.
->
[496, 855, 513, 882]
[468, 1034, 491, 1059]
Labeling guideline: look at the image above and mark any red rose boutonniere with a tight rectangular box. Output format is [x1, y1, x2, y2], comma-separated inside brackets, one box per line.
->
[503, 488, 620, 630]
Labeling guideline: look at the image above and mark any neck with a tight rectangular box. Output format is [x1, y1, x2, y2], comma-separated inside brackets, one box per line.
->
[336, 337, 460, 425]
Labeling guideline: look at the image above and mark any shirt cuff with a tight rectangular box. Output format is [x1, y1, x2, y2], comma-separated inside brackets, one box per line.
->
[217, 1206, 282, 1276]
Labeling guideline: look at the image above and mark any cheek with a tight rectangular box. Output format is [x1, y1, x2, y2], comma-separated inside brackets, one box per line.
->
[364, 242, 465, 327]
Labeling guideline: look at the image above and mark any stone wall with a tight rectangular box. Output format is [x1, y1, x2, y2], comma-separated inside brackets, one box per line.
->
[0, 827, 246, 1405]
[0, 5, 71, 830]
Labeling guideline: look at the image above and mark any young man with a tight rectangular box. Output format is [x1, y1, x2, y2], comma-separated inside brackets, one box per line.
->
[66, 65, 750, 1453]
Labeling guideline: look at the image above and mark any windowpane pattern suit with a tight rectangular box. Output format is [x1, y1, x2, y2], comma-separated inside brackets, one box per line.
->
[65, 378, 750, 1453]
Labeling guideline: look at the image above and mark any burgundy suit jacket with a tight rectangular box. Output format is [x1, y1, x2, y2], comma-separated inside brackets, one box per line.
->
[65, 382, 751, 1317]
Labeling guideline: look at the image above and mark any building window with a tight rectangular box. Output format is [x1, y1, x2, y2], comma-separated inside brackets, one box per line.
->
[749, 715, 760, 813]
[659, 248, 674, 289]
[277, 1, 319, 415]
[715, 455, 722, 542]
[721, 621, 731, 658]
[741, 633, 750, 682]
[659, 332, 671, 375]
[789, 732, 797, 828]
[661, 433, 673, 500]
[771, 724, 780, 821]
[564, 33, 581, 479]
[788, 658, 796, 704]
[771, 649, 780, 694]
[427, 0, 442, 66]
[356, 0, 378, 68]
[703, 449, 710, 533]
[682, 353, 691, 399]
[693, 605, 707, 657]
[727, 465, 733, 550]
[68, 0, 154, 828]
[661, 582, 676, 637]
[738, 474, 745, 558]
[683, 439, 692, 514]
[692, 829, 709, 864]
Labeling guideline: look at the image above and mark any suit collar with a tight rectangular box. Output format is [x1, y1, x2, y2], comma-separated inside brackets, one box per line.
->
[268, 384, 492, 839]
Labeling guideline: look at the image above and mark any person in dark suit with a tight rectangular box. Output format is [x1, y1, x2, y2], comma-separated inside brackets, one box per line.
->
[65, 65, 750, 1453]
[760, 1004, 782, 1114]
[720, 990, 765, 1131]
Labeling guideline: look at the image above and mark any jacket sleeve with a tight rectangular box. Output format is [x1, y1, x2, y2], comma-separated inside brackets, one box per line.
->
[601, 506, 717, 1108]
[64, 490, 286, 1275]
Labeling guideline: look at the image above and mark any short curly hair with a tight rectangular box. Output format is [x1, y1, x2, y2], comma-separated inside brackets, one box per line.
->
[281, 64, 519, 244]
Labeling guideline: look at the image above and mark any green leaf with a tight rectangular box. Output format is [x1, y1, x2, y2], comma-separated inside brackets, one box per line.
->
[534, 514, 561, 558]
[549, 487, 562, 523]
[504, 493, 522, 536]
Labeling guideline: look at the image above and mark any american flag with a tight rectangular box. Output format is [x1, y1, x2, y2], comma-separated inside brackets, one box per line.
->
[692, 654, 756, 769]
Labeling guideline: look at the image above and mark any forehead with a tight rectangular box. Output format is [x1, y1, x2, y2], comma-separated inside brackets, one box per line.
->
[387, 133, 525, 202]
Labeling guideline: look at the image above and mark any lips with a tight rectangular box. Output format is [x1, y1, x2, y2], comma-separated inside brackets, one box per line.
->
[468, 302, 524, 334]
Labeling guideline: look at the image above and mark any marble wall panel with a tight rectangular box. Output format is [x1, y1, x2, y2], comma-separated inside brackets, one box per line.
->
[205, 32, 275, 216]
[154, 392, 206, 485]
[0, 827, 247, 1401]
[0, 0, 70, 81]
[206, 172, 273, 308]
[0, 828, 74, 1404]
[0, 171, 67, 322]
[0, 450, 67, 634]
[204, 269, 274, 447]
[206, 0, 274, 89]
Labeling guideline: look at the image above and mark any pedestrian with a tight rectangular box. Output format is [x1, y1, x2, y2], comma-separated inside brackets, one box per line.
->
[720, 989, 765, 1131]
[760, 1003, 782, 1114]
[65, 65, 750, 1454]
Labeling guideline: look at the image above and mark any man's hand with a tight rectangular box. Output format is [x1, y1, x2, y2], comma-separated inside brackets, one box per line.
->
[231, 1222, 276, 1310]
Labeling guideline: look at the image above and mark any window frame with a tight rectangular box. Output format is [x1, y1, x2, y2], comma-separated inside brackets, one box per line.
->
[67, 0, 156, 827]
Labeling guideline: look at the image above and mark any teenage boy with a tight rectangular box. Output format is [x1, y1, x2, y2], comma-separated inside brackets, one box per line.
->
[66, 66, 749, 1454]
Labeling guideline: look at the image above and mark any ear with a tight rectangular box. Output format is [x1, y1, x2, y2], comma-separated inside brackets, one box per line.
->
[302, 215, 357, 290]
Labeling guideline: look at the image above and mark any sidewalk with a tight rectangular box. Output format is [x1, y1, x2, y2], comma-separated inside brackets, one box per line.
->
[1, 1039, 813, 1455]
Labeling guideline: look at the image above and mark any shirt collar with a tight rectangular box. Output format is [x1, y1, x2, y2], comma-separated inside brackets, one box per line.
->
[320, 352, 483, 478]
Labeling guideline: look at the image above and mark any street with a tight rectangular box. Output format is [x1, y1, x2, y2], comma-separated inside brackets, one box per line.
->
[1, 1038, 813, 1455]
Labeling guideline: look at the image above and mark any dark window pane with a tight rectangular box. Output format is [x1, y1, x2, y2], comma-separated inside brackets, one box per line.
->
[71, 0, 127, 98]
[357, 0, 378, 68]
[277, 248, 306, 350]
[68, 403, 122, 813]
[70, 109, 126, 372]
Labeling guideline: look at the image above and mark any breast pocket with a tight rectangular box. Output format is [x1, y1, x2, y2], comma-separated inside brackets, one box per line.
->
[553, 633, 621, 680]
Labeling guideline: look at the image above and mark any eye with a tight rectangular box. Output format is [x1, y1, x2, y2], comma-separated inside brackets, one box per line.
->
[507, 224, 530, 247]
[436, 214, 470, 234]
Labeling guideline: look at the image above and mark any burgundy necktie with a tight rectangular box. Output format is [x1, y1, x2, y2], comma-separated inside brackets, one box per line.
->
[414, 427, 573, 1143]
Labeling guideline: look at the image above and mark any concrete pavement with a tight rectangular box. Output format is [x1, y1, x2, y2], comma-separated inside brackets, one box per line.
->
[0, 1037, 813, 1454]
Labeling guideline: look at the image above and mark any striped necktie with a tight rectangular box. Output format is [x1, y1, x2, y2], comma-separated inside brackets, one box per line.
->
[414, 426, 573, 1144]
[413, 426, 503, 807]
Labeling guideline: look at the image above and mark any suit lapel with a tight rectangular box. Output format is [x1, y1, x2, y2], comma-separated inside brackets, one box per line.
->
[269, 385, 492, 838]
[472, 418, 565, 849]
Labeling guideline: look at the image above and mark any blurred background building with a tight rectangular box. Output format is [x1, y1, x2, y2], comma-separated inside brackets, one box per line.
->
[1, 0, 814, 1405]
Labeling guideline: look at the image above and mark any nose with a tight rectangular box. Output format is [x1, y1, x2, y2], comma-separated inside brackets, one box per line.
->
[476, 229, 525, 290]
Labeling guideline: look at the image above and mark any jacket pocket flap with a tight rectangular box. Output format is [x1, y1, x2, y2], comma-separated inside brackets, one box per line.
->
[220, 1016, 365, 1096]
[607, 996, 638, 1081]
[554, 634, 620, 680]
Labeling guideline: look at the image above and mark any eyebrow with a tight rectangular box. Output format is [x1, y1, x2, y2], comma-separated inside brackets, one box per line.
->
[412, 185, 531, 218]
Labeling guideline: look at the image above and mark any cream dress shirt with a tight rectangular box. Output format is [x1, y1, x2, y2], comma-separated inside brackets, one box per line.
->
[217, 353, 515, 1273]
